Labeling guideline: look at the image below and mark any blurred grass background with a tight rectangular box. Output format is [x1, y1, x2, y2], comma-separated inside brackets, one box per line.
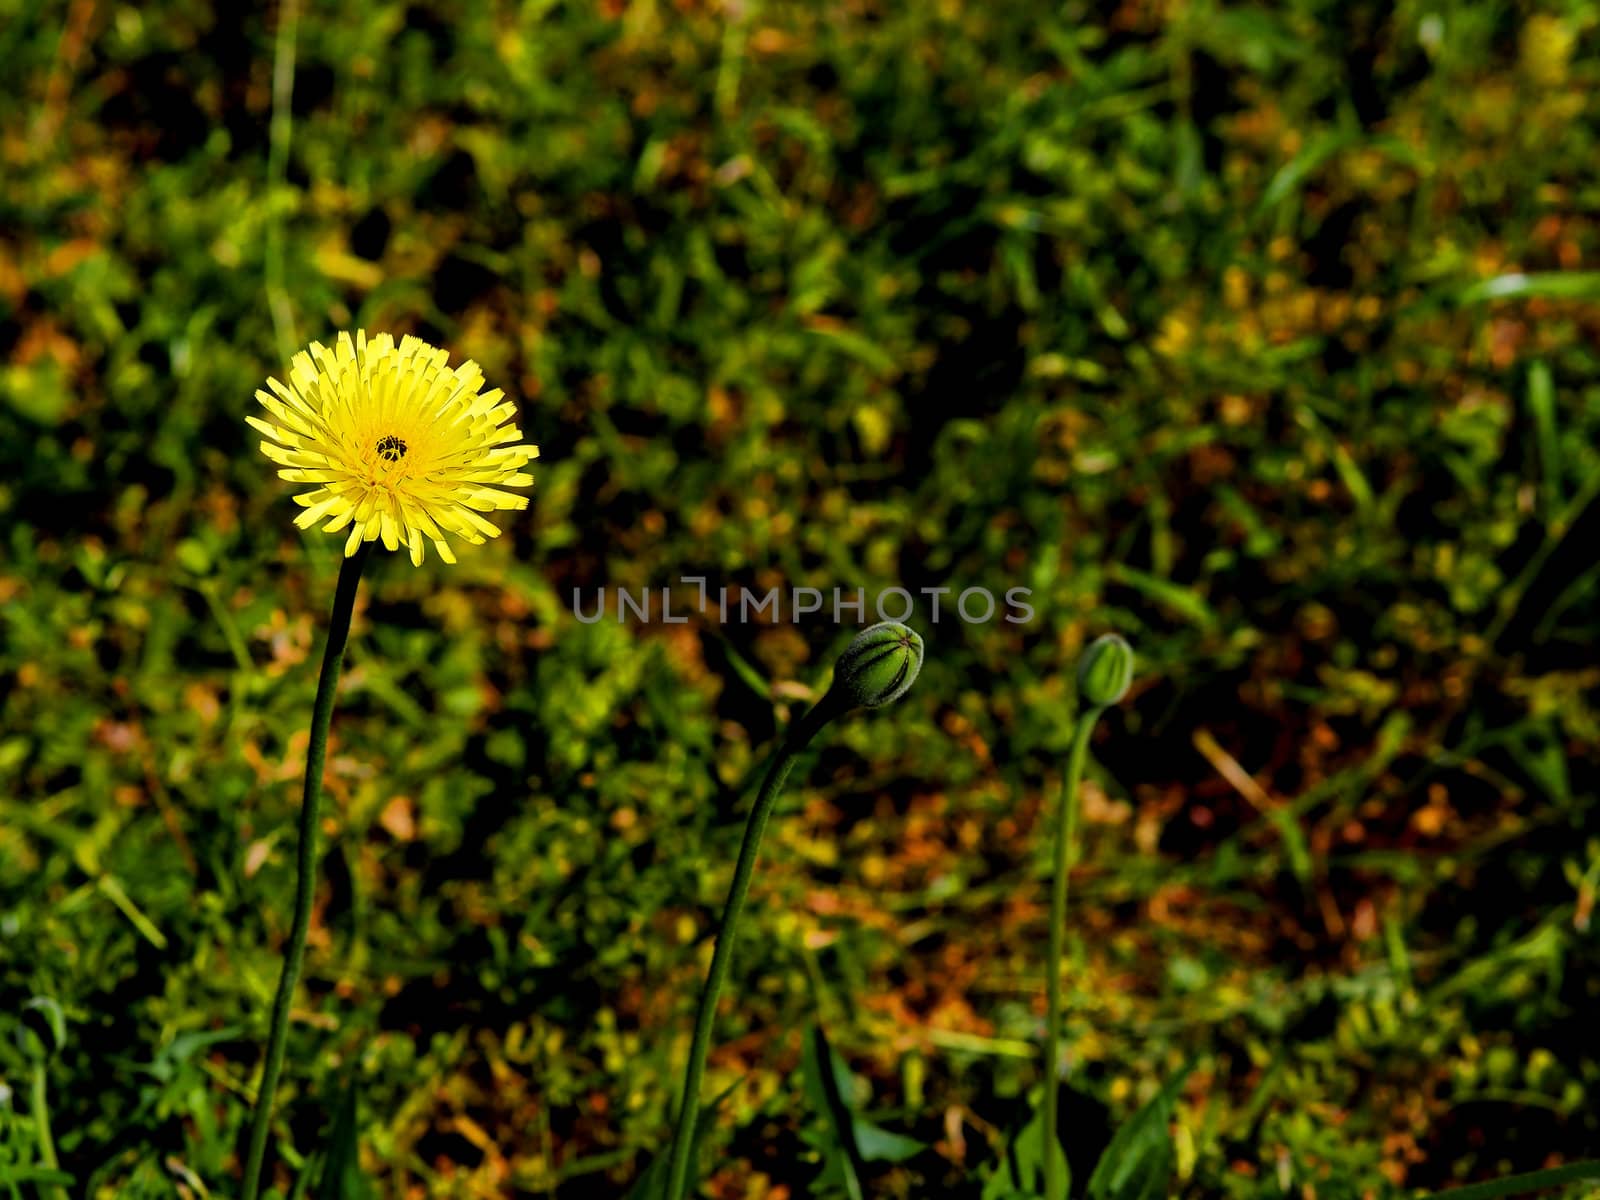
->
[2, 0, 1600, 1196]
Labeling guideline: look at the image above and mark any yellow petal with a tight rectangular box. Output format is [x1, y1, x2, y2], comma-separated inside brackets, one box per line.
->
[378, 510, 400, 552]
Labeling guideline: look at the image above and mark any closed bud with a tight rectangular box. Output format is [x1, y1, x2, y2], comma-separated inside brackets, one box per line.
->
[830, 621, 924, 710]
[1077, 633, 1133, 708]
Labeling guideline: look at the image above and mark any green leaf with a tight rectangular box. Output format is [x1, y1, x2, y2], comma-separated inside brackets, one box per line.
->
[802, 1023, 867, 1200]
[627, 1083, 738, 1200]
[0, 1168, 76, 1187]
[712, 633, 773, 701]
[1293, 403, 1374, 517]
[982, 1092, 1066, 1200]
[1104, 564, 1218, 631]
[625, 1147, 672, 1200]
[804, 324, 898, 375]
[1456, 272, 1600, 304]
[315, 1080, 374, 1200]
[0, 362, 73, 425]
[799, 1022, 929, 1195]
[1086, 1062, 1193, 1200]
[1256, 130, 1358, 215]
[853, 1119, 924, 1165]
[1199, 5, 1308, 72]
[1525, 361, 1562, 525]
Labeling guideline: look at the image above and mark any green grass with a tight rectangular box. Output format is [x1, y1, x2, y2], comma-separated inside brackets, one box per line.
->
[2, 1, 1599, 1196]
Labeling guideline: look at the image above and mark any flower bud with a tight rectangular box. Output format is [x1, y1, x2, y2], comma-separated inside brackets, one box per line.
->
[831, 621, 924, 710]
[1077, 633, 1133, 708]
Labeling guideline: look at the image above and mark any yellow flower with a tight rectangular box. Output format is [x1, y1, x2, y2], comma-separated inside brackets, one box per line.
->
[250, 330, 538, 565]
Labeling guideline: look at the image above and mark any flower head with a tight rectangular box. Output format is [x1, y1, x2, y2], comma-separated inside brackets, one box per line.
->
[250, 331, 538, 565]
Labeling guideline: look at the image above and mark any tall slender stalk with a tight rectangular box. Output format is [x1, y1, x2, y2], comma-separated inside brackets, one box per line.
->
[665, 703, 833, 1200]
[242, 543, 371, 1200]
[1043, 708, 1100, 1200]
[665, 620, 924, 1200]
[1042, 632, 1132, 1200]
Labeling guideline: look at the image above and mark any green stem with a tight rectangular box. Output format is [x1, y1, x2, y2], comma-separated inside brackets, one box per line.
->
[1044, 707, 1101, 1200]
[30, 1063, 66, 1200]
[242, 543, 370, 1200]
[665, 701, 837, 1200]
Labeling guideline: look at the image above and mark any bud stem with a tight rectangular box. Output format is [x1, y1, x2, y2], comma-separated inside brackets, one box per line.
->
[1043, 705, 1102, 1200]
[664, 700, 836, 1200]
[30, 1062, 65, 1200]
[242, 542, 371, 1200]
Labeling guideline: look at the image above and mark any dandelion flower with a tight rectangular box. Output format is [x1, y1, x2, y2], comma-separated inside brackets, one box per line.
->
[250, 330, 538, 565]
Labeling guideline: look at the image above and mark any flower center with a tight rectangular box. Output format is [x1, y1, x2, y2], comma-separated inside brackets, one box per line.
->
[376, 435, 408, 463]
